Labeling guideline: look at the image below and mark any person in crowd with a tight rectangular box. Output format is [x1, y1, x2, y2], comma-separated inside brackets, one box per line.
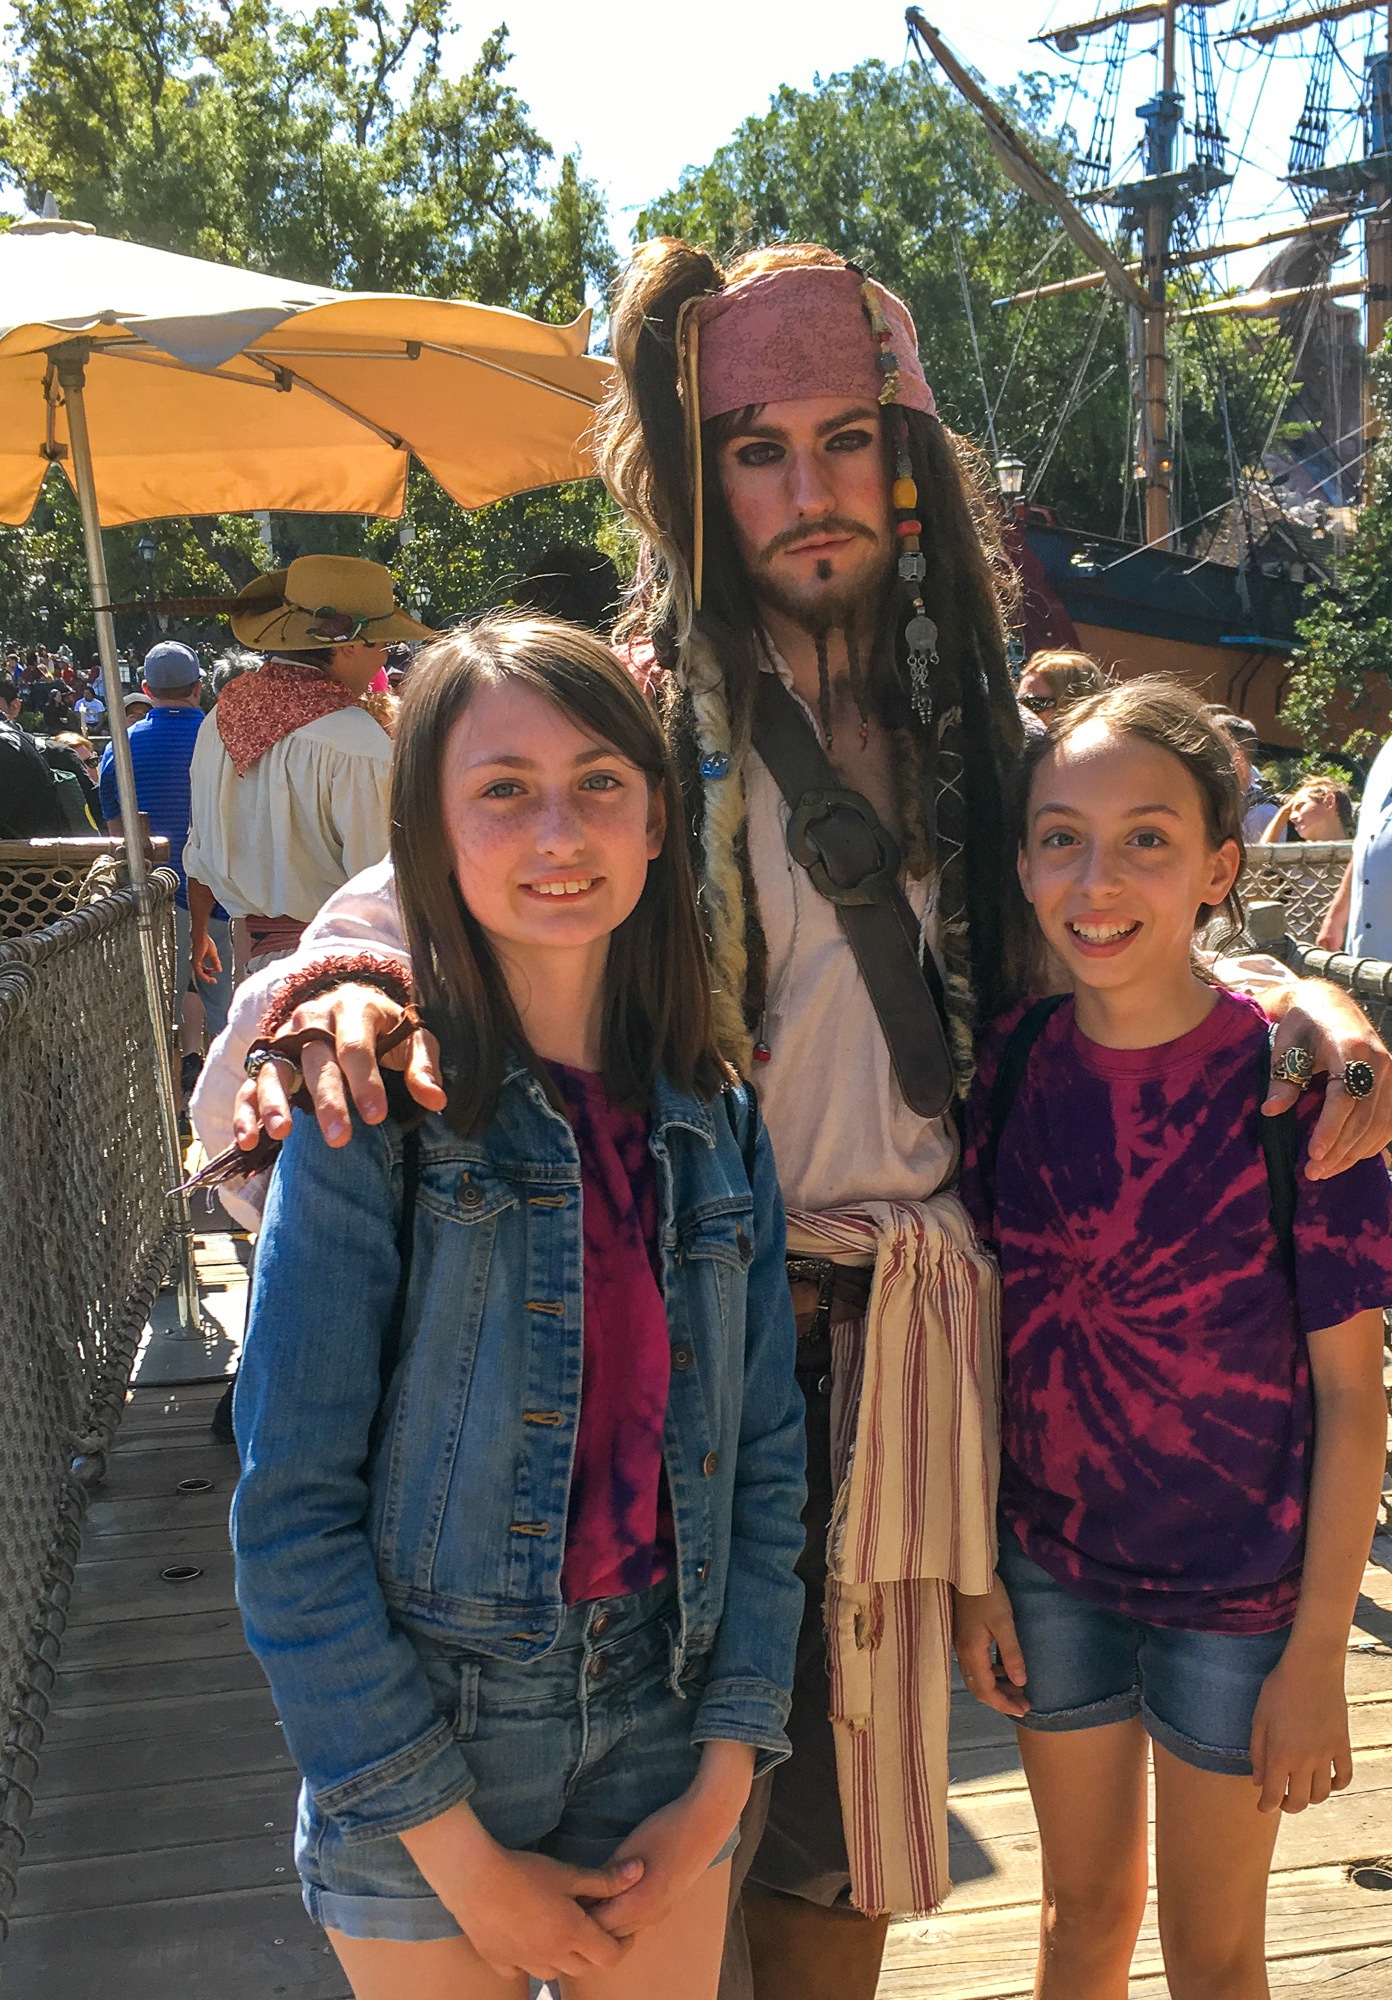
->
[99, 641, 235, 1062]
[49, 730, 102, 825]
[510, 542, 624, 632]
[41, 684, 78, 735]
[123, 689, 154, 727]
[1319, 731, 1392, 956]
[0, 669, 67, 837]
[183, 556, 428, 980]
[1259, 774, 1355, 846]
[209, 648, 256, 702]
[73, 682, 106, 735]
[195, 241, 1391, 2000]
[230, 614, 806, 2000]
[1015, 649, 1105, 725]
[957, 682, 1392, 2000]
[1208, 709, 1281, 842]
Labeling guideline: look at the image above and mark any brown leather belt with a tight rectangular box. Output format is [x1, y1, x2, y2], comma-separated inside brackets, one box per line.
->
[786, 1255, 872, 1340]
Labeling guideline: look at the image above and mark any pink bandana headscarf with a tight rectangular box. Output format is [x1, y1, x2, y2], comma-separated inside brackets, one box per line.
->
[692, 265, 937, 419]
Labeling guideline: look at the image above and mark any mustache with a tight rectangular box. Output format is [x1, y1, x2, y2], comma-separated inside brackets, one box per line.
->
[759, 517, 879, 563]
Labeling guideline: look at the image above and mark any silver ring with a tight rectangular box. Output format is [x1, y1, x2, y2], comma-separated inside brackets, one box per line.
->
[1343, 1060, 1376, 1100]
[1273, 1045, 1314, 1086]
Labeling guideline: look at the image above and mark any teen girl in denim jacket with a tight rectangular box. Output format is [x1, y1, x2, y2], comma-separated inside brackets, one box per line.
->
[231, 616, 807, 2000]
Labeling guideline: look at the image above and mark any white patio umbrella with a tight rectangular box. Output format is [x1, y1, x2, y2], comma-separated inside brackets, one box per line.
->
[0, 210, 614, 1324]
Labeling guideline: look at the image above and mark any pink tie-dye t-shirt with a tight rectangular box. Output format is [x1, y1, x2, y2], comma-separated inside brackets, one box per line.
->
[551, 1064, 675, 1606]
[962, 989, 1392, 1634]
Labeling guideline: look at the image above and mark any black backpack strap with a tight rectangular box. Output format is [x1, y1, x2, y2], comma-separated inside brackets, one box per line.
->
[1257, 1053, 1300, 1288]
[986, 995, 1070, 1185]
[379, 1126, 421, 1406]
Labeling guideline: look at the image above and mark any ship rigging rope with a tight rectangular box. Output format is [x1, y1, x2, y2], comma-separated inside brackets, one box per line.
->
[1028, 289, 1116, 501]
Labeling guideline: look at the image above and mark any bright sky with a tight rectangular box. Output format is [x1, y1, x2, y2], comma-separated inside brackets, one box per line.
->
[2, 0, 1379, 297]
[449, 2, 1371, 290]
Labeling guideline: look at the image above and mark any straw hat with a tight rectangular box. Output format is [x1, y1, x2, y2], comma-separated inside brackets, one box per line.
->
[229, 555, 433, 651]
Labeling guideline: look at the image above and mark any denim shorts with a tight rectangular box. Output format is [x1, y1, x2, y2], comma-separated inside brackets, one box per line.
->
[296, 1578, 739, 1942]
[997, 1530, 1292, 1777]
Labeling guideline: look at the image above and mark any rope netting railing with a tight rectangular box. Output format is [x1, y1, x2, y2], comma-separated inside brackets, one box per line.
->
[1241, 839, 1350, 946]
[0, 872, 179, 1935]
[0, 836, 169, 939]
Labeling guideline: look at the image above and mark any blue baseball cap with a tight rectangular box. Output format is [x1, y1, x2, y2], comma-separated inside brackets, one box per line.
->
[142, 640, 202, 691]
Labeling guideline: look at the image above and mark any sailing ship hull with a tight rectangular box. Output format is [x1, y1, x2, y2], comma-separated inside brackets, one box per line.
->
[1022, 518, 1386, 749]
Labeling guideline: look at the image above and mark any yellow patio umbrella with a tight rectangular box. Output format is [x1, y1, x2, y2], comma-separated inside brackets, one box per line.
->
[0, 209, 614, 1325]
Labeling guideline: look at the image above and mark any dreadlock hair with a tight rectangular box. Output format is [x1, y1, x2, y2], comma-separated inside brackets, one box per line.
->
[598, 237, 1030, 1084]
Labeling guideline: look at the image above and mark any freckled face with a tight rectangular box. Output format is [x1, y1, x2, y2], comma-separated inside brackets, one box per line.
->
[714, 394, 895, 626]
[1019, 723, 1241, 994]
[439, 680, 665, 964]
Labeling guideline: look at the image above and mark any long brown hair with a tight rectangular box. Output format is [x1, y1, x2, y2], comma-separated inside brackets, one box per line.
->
[390, 614, 729, 1132]
[1022, 677, 1247, 945]
[597, 235, 1030, 1077]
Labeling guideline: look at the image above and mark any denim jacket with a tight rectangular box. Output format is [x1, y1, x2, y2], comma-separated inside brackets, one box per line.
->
[231, 1064, 807, 1844]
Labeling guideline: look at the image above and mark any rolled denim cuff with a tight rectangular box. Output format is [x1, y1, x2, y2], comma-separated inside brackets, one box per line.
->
[690, 1675, 793, 1777]
[310, 1715, 475, 1845]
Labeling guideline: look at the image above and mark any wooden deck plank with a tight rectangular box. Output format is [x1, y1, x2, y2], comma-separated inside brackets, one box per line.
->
[62, 1547, 239, 1624]
[21, 1769, 298, 1866]
[31, 1714, 293, 1798]
[52, 1606, 250, 1670]
[1, 1887, 350, 2000]
[39, 1684, 277, 1749]
[12, 1829, 296, 1915]
[46, 1649, 269, 1712]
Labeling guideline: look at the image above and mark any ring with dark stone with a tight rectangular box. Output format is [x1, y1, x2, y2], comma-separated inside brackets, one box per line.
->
[1273, 1045, 1314, 1086]
[1342, 1060, 1376, 1099]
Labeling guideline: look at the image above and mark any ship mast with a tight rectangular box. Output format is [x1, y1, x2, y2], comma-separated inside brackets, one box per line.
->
[1140, 2, 1180, 542]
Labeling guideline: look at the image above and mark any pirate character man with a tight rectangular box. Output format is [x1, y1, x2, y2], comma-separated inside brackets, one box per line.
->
[193, 242, 1392, 2000]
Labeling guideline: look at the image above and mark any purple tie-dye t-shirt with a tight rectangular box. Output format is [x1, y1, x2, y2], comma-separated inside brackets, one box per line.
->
[551, 1065, 675, 1606]
[961, 989, 1392, 1634]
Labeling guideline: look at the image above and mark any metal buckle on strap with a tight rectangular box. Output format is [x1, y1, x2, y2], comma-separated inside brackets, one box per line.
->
[786, 788, 901, 907]
[786, 1256, 837, 1341]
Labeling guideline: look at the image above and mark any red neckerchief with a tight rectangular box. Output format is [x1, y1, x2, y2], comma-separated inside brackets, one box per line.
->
[215, 657, 359, 776]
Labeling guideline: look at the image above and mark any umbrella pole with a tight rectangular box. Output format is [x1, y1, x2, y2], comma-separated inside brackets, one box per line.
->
[54, 341, 199, 1335]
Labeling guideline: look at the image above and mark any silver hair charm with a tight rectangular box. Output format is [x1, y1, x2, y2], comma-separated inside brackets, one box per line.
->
[905, 610, 938, 726]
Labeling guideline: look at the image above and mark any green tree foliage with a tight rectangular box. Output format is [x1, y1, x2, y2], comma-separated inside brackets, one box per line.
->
[1283, 344, 1392, 760]
[638, 58, 1295, 544]
[1, 1, 614, 306]
[0, 2, 617, 637]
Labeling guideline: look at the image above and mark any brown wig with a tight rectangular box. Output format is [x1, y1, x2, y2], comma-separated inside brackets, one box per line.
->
[1020, 677, 1247, 946]
[390, 613, 729, 1133]
[597, 237, 1029, 1081]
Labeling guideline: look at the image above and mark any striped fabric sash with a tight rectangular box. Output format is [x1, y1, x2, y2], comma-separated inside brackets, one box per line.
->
[784, 1194, 1001, 1920]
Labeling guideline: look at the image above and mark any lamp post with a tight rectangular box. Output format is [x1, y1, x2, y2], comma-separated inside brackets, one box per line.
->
[995, 454, 1026, 511]
[136, 534, 157, 642]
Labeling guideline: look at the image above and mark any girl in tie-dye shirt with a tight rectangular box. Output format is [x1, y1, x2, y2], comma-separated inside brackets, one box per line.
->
[957, 680, 1392, 2000]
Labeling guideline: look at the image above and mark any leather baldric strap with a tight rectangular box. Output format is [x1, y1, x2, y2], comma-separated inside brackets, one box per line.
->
[751, 671, 955, 1119]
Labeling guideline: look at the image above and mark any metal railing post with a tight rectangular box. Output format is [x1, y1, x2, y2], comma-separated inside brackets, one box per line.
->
[52, 340, 199, 1332]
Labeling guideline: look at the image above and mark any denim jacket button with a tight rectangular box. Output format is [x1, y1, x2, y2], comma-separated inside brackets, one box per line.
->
[702, 1451, 719, 1477]
[671, 1344, 694, 1371]
[457, 1176, 483, 1209]
[587, 1653, 607, 1680]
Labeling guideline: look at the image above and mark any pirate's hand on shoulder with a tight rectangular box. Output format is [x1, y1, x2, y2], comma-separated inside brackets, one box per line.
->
[1261, 977, 1392, 1180]
[233, 977, 445, 1153]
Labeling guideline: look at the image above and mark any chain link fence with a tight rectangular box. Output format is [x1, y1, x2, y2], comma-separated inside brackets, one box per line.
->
[0, 872, 178, 1935]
